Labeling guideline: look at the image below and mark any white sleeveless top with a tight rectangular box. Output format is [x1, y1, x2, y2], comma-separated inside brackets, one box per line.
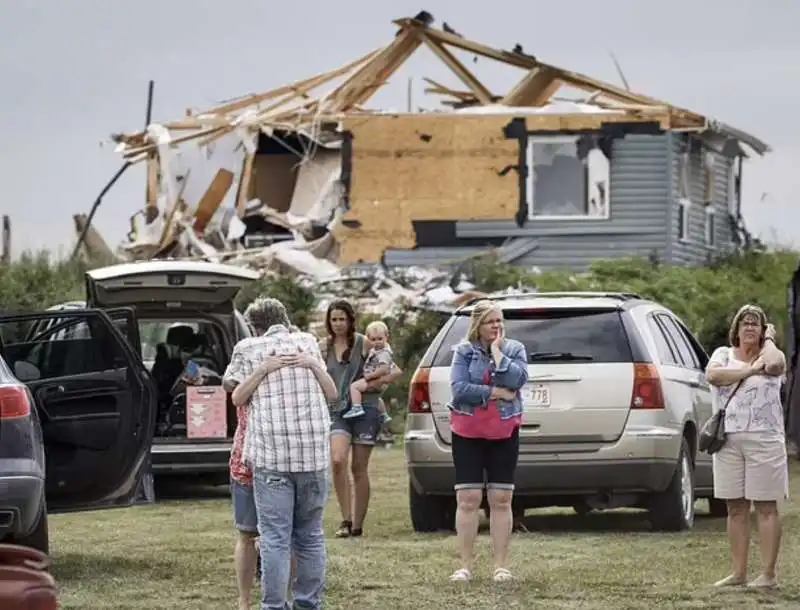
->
[708, 346, 785, 438]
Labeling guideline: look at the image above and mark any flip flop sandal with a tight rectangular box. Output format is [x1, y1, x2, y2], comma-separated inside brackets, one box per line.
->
[335, 520, 352, 538]
[449, 568, 473, 582]
[493, 568, 513, 582]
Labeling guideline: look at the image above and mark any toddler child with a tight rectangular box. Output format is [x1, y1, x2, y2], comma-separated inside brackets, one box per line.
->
[344, 321, 395, 423]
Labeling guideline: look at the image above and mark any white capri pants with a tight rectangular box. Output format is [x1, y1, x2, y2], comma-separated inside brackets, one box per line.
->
[712, 433, 789, 502]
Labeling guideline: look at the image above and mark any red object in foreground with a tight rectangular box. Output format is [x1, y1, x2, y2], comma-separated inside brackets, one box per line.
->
[0, 543, 58, 609]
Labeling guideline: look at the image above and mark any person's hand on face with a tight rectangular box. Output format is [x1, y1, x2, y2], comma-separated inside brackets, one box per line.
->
[491, 323, 504, 350]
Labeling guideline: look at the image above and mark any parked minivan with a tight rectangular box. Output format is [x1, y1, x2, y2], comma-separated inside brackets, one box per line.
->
[405, 292, 725, 533]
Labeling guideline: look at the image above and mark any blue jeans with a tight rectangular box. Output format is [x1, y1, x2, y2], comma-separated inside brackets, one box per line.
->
[253, 468, 329, 610]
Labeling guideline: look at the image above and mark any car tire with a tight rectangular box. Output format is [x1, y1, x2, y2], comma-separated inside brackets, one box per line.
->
[409, 482, 456, 533]
[707, 497, 728, 518]
[16, 503, 49, 556]
[648, 438, 695, 532]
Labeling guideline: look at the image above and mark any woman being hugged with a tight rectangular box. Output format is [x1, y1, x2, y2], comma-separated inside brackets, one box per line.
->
[706, 304, 788, 589]
[447, 299, 529, 583]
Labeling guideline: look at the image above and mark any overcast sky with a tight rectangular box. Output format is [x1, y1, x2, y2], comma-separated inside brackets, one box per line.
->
[1, 0, 798, 257]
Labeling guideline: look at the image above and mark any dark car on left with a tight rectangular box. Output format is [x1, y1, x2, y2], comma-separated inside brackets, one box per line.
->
[0, 307, 156, 554]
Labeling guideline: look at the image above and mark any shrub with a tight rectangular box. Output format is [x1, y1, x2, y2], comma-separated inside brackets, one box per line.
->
[2, 248, 796, 423]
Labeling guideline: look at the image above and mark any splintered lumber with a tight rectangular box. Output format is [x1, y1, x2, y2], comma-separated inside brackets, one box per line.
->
[420, 34, 493, 104]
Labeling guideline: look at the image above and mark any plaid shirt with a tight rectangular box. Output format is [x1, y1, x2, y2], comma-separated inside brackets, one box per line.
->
[223, 325, 330, 473]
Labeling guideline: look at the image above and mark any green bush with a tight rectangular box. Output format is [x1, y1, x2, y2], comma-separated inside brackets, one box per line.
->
[2, 248, 797, 425]
[472, 249, 797, 353]
[0, 251, 86, 313]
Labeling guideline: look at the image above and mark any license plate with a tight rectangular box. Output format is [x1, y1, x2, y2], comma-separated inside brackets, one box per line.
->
[522, 384, 551, 408]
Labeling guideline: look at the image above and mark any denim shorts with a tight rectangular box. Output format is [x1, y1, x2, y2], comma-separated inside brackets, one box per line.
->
[330, 404, 381, 445]
[231, 480, 258, 534]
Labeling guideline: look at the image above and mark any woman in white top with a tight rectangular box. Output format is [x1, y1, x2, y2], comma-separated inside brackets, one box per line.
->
[706, 304, 788, 589]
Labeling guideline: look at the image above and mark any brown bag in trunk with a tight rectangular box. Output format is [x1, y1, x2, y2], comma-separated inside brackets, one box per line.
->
[0, 544, 58, 610]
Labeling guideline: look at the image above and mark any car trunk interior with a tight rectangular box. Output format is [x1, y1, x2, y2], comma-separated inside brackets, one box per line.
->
[84, 265, 259, 442]
[136, 311, 236, 440]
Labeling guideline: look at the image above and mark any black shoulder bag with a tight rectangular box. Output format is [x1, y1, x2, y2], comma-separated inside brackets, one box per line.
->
[699, 379, 743, 455]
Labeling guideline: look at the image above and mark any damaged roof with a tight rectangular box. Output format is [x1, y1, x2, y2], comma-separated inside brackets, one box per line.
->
[112, 13, 770, 159]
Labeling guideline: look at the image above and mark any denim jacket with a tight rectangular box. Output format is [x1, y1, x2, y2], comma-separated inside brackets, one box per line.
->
[449, 338, 529, 420]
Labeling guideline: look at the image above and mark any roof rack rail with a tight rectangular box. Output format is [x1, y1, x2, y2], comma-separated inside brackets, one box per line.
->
[462, 291, 644, 307]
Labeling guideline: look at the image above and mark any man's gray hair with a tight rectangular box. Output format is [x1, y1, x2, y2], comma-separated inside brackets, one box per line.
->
[243, 297, 291, 334]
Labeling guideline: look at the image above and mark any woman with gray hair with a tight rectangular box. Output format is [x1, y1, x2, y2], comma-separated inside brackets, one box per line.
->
[706, 304, 788, 589]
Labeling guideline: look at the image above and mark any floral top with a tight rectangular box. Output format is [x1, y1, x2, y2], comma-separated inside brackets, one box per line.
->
[229, 404, 252, 485]
[708, 346, 785, 438]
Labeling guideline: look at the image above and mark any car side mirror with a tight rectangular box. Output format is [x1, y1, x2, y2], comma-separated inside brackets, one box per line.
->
[14, 361, 41, 382]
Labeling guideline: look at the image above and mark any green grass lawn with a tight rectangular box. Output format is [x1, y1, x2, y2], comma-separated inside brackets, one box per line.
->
[50, 448, 800, 609]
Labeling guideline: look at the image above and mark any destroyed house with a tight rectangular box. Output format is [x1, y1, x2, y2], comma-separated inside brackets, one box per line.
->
[111, 14, 770, 274]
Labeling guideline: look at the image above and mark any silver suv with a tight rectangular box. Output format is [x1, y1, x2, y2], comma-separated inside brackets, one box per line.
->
[405, 292, 726, 532]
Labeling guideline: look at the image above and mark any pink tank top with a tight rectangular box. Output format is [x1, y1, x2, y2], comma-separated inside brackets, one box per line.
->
[451, 370, 521, 440]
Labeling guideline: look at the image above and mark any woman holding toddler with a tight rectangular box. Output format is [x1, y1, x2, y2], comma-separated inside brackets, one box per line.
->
[320, 300, 402, 538]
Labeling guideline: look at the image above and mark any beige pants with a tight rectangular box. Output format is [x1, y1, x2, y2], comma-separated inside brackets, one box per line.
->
[713, 433, 789, 501]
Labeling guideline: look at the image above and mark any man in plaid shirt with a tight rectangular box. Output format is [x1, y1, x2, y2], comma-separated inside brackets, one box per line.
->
[223, 298, 336, 610]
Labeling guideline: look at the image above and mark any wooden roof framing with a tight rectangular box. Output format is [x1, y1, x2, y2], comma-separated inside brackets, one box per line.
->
[111, 14, 770, 158]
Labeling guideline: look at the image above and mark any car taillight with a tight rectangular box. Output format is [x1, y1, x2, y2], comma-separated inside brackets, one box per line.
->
[0, 386, 31, 419]
[407, 368, 432, 413]
[630, 363, 665, 410]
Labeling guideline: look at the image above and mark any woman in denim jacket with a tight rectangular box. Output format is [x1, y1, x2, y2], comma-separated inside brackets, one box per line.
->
[448, 299, 529, 583]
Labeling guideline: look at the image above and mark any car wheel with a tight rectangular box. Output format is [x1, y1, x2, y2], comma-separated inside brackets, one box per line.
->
[648, 438, 695, 532]
[16, 503, 49, 555]
[409, 482, 456, 533]
[707, 497, 728, 518]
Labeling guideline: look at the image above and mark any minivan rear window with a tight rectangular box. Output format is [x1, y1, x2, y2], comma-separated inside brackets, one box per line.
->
[431, 307, 633, 366]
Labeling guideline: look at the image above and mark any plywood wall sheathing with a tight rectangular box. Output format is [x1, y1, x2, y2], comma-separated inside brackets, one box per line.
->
[333, 111, 677, 264]
[250, 154, 299, 214]
[333, 115, 518, 264]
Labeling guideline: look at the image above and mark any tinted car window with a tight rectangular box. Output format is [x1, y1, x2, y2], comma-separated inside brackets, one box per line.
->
[431, 308, 633, 366]
[2, 315, 128, 380]
[647, 317, 679, 365]
[658, 314, 701, 369]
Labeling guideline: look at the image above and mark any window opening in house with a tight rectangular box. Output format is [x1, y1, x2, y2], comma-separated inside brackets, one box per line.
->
[527, 135, 610, 219]
[678, 198, 690, 242]
[727, 161, 739, 217]
[705, 206, 716, 248]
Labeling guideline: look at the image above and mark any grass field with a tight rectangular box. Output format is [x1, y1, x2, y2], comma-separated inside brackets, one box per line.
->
[50, 447, 800, 609]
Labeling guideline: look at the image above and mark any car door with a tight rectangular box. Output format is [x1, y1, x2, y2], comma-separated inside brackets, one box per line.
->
[0, 308, 156, 512]
[653, 313, 714, 485]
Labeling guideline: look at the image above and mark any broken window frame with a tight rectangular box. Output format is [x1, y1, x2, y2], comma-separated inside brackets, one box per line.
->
[526, 135, 610, 221]
[677, 197, 690, 243]
[704, 205, 716, 248]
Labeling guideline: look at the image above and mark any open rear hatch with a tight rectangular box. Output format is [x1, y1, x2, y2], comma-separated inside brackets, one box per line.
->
[428, 306, 635, 450]
[85, 261, 260, 311]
